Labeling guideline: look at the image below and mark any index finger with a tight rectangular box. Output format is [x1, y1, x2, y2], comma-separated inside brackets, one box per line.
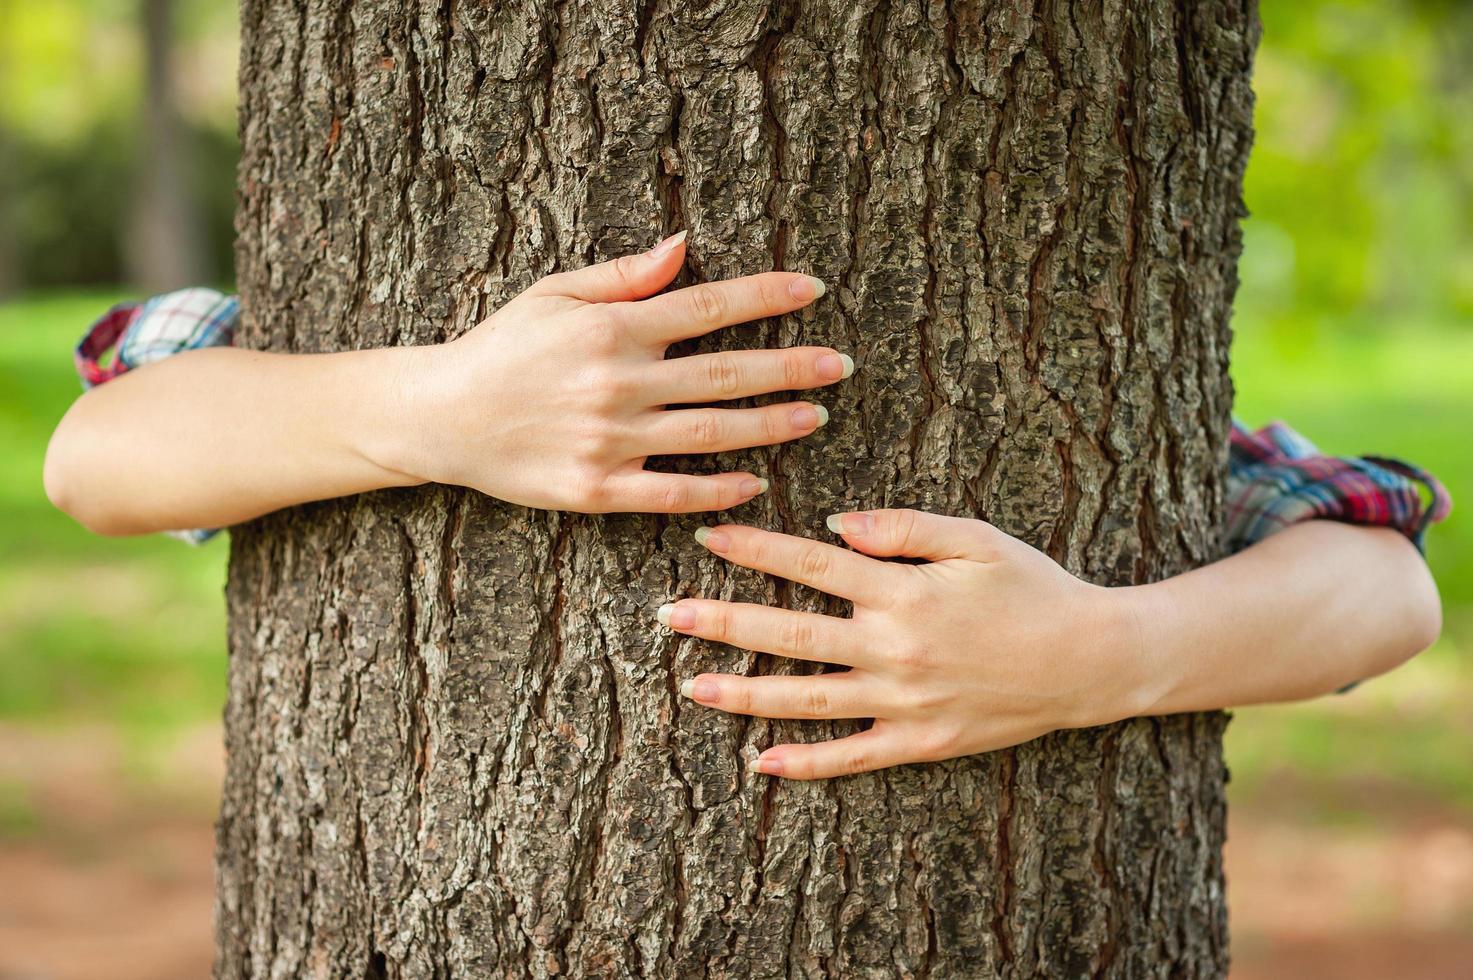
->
[616, 272, 827, 347]
[694, 524, 897, 606]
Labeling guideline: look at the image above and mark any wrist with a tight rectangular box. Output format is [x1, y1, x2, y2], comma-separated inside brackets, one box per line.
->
[340, 343, 441, 489]
[1079, 582, 1177, 727]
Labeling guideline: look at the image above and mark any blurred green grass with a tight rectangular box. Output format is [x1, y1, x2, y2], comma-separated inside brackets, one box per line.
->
[0, 289, 1469, 815]
[0, 293, 226, 736]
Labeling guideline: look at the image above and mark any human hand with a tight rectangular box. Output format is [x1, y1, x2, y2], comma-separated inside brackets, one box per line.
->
[660, 509, 1143, 779]
[401, 232, 849, 512]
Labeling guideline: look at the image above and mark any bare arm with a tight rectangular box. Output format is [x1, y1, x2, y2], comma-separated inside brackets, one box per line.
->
[45, 235, 851, 535]
[655, 511, 1442, 780]
[1125, 519, 1442, 712]
[45, 343, 430, 535]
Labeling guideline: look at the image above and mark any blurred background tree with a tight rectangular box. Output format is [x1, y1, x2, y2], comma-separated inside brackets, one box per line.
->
[0, 0, 236, 291]
[0, 2, 1469, 977]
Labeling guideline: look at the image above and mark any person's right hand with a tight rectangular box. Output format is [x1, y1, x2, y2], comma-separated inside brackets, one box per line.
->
[400, 232, 851, 513]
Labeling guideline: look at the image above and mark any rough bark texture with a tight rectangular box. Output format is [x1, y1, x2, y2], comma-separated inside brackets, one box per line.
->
[222, 2, 1257, 977]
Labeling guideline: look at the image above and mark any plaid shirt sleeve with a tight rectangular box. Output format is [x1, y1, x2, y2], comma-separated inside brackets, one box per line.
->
[75, 288, 241, 544]
[1225, 419, 1452, 555]
[76, 287, 239, 388]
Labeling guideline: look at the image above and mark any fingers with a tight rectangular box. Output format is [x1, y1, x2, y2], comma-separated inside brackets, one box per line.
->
[599, 471, 768, 514]
[531, 231, 687, 303]
[657, 599, 871, 668]
[680, 671, 876, 720]
[617, 272, 827, 347]
[637, 404, 829, 456]
[750, 727, 910, 781]
[825, 508, 1007, 562]
[693, 523, 897, 606]
[647, 347, 854, 405]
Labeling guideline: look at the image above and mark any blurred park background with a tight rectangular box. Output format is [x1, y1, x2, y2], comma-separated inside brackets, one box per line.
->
[1, 1, 1470, 977]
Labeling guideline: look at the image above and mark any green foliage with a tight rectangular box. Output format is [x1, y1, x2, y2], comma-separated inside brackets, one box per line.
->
[0, 0, 240, 288]
[0, 293, 227, 733]
[0, 0, 1467, 812]
[1244, 0, 1473, 324]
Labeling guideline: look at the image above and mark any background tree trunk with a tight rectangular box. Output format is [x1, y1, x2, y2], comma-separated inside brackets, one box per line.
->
[222, 2, 1256, 976]
[128, 0, 207, 292]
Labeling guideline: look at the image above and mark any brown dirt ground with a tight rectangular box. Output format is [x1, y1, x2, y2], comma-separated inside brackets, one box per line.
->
[1, 724, 1469, 980]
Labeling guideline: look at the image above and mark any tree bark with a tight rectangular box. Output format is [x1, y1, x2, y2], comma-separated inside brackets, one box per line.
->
[222, 2, 1256, 977]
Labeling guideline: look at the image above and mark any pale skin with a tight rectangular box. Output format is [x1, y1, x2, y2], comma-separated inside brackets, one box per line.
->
[45, 231, 848, 532]
[45, 235, 1443, 781]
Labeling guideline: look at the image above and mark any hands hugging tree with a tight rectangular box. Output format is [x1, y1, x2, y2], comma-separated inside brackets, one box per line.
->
[402, 230, 852, 513]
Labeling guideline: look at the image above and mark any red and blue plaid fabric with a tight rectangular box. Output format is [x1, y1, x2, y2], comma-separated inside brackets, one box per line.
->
[75, 287, 238, 388]
[1225, 421, 1450, 554]
[75, 293, 1452, 552]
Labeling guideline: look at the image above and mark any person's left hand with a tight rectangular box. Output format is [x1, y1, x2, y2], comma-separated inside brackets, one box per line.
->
[658, 509, 1146, 779]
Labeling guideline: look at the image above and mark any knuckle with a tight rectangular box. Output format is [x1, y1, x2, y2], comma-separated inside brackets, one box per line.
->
[902, 683, 948, 714]
[802, 686, 832, 717]
[706, 354, 744, 398]
[782, 351, 808, 389]
[708, 605, 734, 641]
[752, 278, 781, 315]
[581, 311, 626, 355]
[568, 468, 611, 512]
[689, 412, 724, 449]
[585, 367, 632, 409]
[761, 407, 784, 442]
[779, 619, 815, 657]
[890, 641, 932, 674]
[689, 284, 726, 325]
[733, 684, 755, 714]
[890, 508, 921, 549]
[844, 752, 872, 776]
[659, 482, 689, 513]
[886, 578, 929, 614]
[611, 253, 641, 285]
[797, 546, 832, 581]
[917, 726, 961, 761]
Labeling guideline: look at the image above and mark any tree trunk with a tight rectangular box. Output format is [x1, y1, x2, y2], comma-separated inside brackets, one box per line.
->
[222, 2, 1256, 977]
[128, 0, 207, 292]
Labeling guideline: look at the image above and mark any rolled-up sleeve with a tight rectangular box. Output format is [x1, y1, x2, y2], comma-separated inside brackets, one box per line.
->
[1225, 419, 1451, 555]
[74, 287, 241, 543]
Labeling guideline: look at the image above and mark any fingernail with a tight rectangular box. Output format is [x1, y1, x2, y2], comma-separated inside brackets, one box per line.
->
[790, 275, 827, 302]
[681, 678, 719, 703]
[814, 405, 830, 428]
[816, 352, 855, 381]
[658, 602, 696, 630]
[749, 756, 783, 776]
[741, 477, 769, 497]
[826, 512, 873, 535]
[693, 527, 730, 553]
[791, 405, 820, 430]
[647, 229, 687, 260]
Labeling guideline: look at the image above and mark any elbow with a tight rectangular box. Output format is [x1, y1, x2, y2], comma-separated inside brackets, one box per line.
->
[43, 427, 133, 537]
[1403, 560, 1444, 659]
[43, 431, 81, 520]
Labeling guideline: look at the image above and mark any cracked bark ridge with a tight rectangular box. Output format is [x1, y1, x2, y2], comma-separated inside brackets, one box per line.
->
[221, 1, 1256, 977]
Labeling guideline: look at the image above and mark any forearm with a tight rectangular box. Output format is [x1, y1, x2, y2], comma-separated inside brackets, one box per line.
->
[45, 345, 432, 535]
[1116, 521, 1443, 718]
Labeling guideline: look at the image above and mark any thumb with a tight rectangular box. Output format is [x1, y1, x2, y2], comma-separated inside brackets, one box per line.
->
[824, 508, 1005, 562]
[531, 230, 687, 303]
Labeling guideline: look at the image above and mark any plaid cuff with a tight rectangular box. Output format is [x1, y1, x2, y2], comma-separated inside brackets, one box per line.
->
[75, 288, 242, 544]
[75, 287, 239, 389]
[1225, 420, 1452, 554]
